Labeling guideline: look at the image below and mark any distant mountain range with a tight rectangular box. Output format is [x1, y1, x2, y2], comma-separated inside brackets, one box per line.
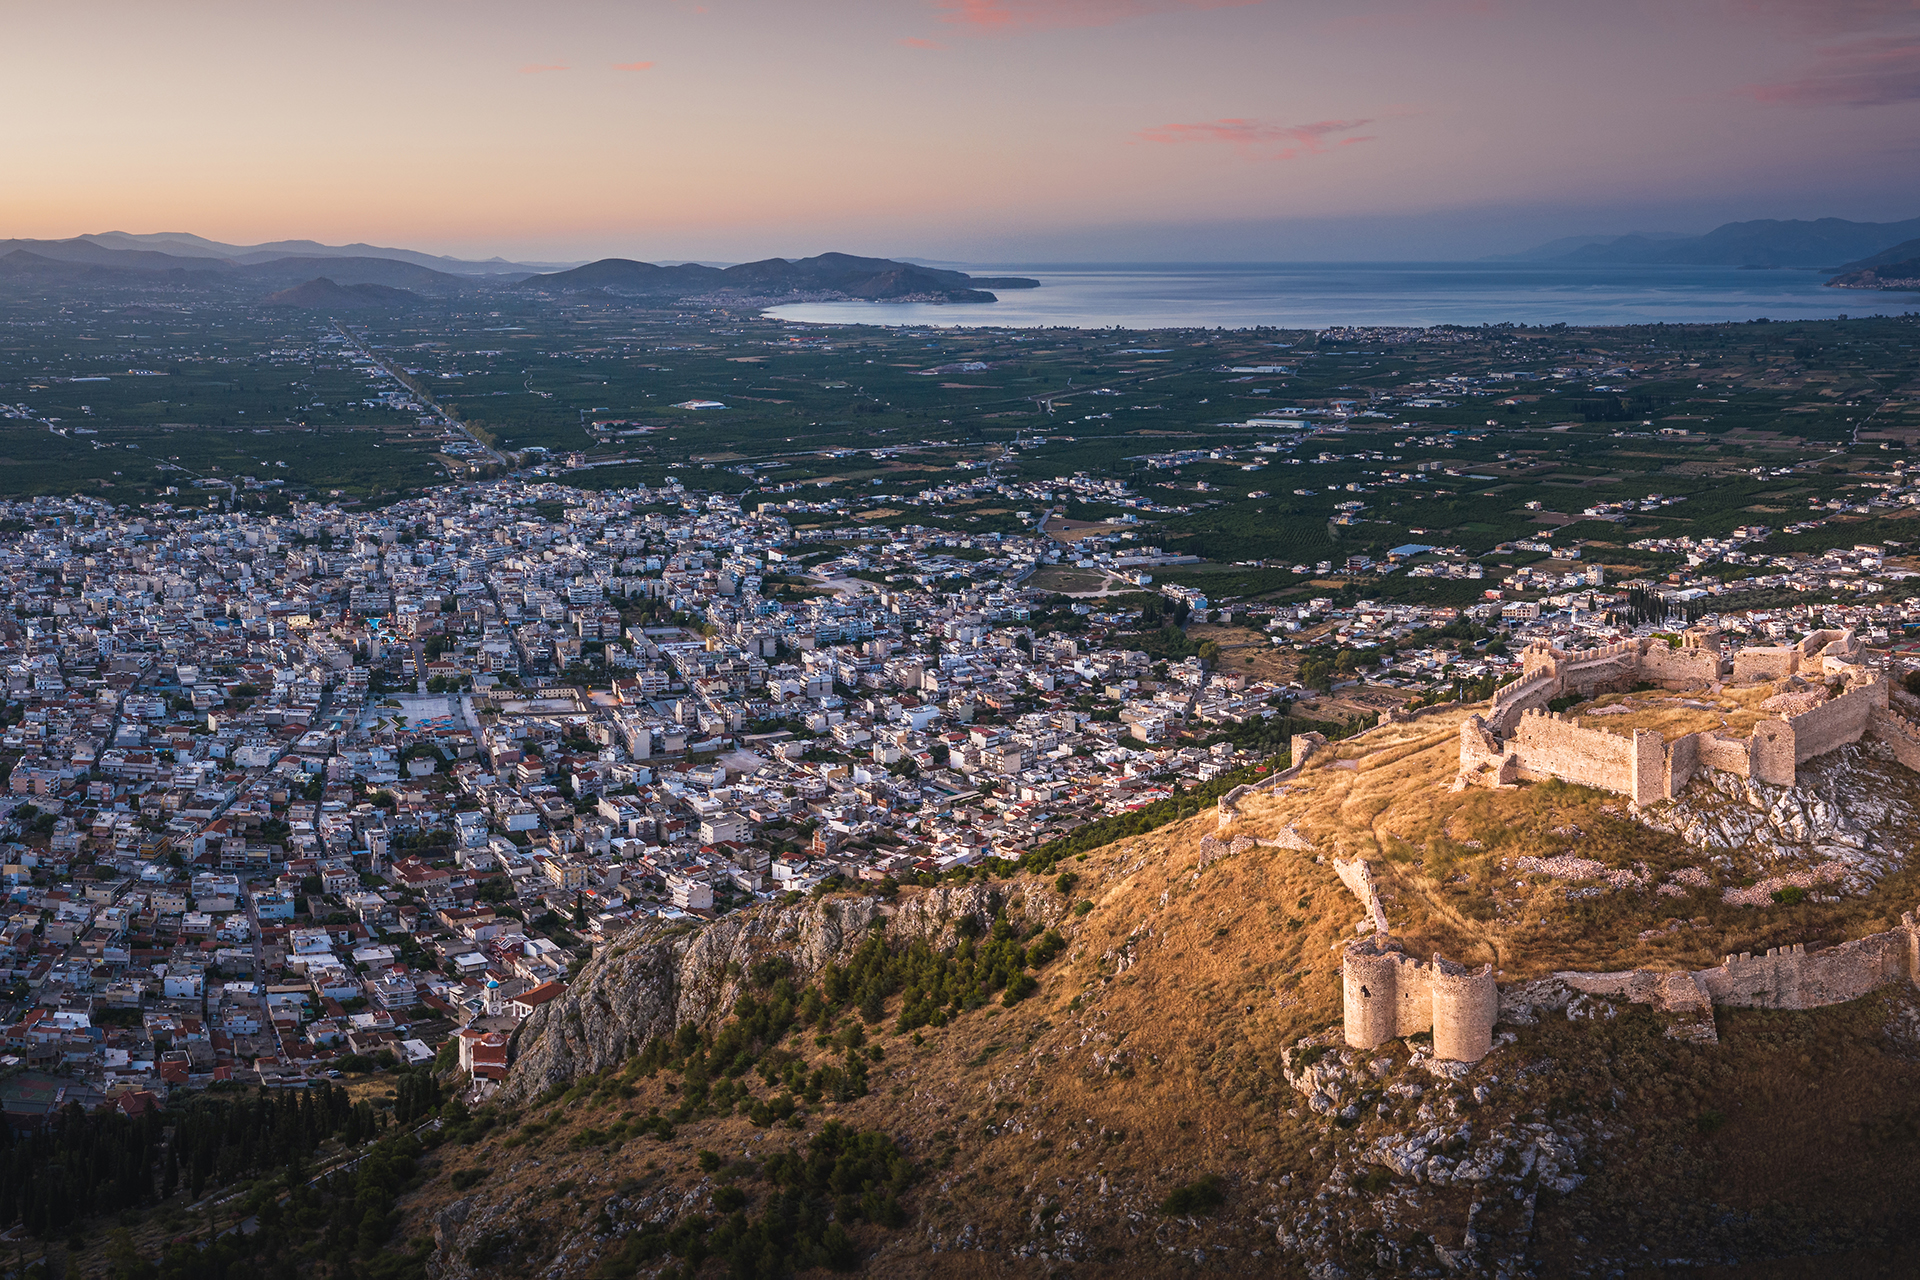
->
[5, 231, 576, 275]
[1502, 217, 1920, 268]
[0, 236, 1038, 310]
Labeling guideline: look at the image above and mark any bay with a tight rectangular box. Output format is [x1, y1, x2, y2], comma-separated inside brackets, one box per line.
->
[764, 261, 1920, 330]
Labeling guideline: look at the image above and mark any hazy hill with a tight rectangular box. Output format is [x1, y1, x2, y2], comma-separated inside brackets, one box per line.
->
[1551, 216, 1920, 267]
[0, 248, 136, 280]
[527, 251, 1038, 303]
[0, 237, 232, 273]
[239, 255, 479, 293]
[259, 277, 424, 311]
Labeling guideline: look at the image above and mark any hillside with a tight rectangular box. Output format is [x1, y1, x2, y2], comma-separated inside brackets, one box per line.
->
[259, 276, 425, 311]
[1828, 238, 1920, 291]
[393, 711, 1920, 1279]
[240, 255, 478, 293]
[525, 252, 1038, 304]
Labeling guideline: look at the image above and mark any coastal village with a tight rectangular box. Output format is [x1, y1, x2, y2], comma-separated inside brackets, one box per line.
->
[4, 438, 1920, 1120]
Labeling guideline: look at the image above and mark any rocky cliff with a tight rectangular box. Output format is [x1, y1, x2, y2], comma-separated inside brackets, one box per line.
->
[503, 884, 1065, 1103]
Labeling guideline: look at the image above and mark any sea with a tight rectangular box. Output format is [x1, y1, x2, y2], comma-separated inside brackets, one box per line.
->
[764, 262, 1920, 331]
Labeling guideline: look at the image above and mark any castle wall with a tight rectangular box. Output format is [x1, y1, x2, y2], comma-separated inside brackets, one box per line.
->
[1377, 700, 1460, 727]
[1693, 730, 1753, 778]
[1555, 642, 1640, 698]
[1751, 719, 1796, 786]
[1504, 709, 1659, 801]
[1549, 915, 1920, 1041]
[1333, 856, 1391, 935]
[1341, 940, 1496, 1062]
[1693, 931, 1911, 1008]
[1786, 676, 1886, 764]
[1486, 670, 1560, 733]
[1637, 640, 1724, 688]
[1732, 645, 1799, 682]
[1800, 629, 1856, 663]
[1664, 731, 1701, 799]
[1215, 732, 1322, 830]
[1872, 708, 1920, 773]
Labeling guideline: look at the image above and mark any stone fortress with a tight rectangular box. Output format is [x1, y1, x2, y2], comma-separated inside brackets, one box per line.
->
[1213, 629, 1920, 1064]
[1453, 627, 1905, 802]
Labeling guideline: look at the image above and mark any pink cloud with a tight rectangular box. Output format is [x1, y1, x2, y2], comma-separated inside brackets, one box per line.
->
[934, 0, 1259, 32]
[900, 36, 944, 47]
[1743, 33, 1920, 105]
[1135, 116, 1378, 160]
[613, 61, 655, 71]
[519, 63, 570, 74]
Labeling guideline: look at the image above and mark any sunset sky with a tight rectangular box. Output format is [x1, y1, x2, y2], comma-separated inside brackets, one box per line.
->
[4, 0, 1919, 262]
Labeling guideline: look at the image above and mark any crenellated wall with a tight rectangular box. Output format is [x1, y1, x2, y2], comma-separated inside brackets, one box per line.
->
[1544, 640, 1641, 698]
[1556, 913, 1920, 1039]
[1485, 669, 1560, 733]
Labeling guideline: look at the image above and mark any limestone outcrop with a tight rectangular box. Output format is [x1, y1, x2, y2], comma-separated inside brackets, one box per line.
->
[1637, 743, 1916, 884]
[499, 883, 1056, 1102]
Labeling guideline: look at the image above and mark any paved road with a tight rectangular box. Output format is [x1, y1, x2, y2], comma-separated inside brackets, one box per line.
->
[330, 322, 505, 467]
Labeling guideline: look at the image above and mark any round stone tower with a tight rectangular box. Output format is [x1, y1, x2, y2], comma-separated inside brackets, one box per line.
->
[1430, 954, 1497, 1063]
[1342, 937, 1407, 1051]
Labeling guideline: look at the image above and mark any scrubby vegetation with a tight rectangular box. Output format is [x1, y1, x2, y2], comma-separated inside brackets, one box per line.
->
[588, 1122, 915, 1279]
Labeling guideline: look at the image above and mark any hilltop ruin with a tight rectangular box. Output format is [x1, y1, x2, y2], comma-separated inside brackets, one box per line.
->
[1452, 628, 1918, 801]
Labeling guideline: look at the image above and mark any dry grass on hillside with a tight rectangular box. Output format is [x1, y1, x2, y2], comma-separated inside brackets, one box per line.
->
[405, 814, 1366, 1278]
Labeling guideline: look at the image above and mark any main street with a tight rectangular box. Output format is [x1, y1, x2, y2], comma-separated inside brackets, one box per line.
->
[329, 322, 506, 467]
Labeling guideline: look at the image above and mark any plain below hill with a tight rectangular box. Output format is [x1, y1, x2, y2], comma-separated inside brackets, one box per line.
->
[524, 251, 1040, 303]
